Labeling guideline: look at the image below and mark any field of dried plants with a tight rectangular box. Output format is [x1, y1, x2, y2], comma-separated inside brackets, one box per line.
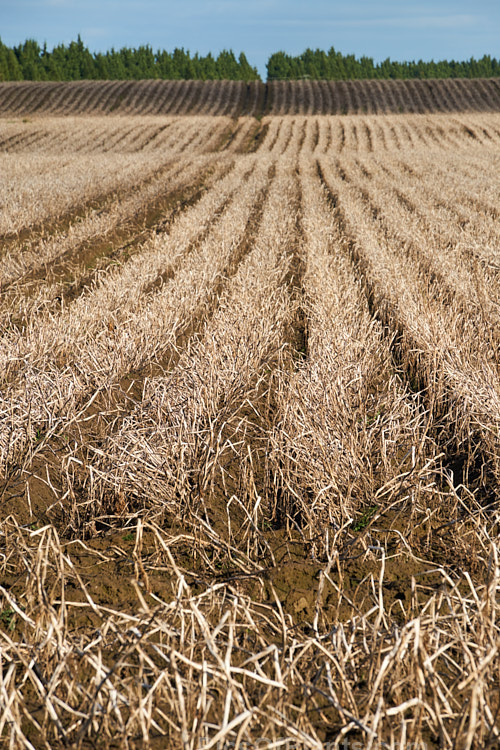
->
[1, 85, 500, 749]
[1, 77, 500, 117]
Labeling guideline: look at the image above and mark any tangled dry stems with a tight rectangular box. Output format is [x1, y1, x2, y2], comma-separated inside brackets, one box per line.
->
[1, 109, 500, 748]
[1, 513, 499, 748]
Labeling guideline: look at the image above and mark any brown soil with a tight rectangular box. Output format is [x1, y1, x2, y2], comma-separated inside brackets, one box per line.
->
[1, 78, 499, 118]
[2, 110, 500, 749]
[0, 158, 231, 307]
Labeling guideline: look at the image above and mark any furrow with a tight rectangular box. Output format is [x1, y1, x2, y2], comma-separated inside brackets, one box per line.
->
[269, 157, 430, 541]
[0, 153, 202, 283]
[58, 160, 299, 534]
[0, 157, 273, 480]
[318, 159, 500, 501]
[0, 156, 231, 328]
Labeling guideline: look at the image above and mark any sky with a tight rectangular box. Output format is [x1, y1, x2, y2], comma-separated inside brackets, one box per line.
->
[1, 0, 499, 78]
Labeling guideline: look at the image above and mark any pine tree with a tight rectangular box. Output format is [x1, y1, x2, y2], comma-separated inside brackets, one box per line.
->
[15, 39, 46, 80]
[238, 52, 259, 81]
[0, 40, 23, 81]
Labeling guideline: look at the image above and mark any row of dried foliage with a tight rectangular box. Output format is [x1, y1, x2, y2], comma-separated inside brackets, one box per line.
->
[1, 112, 500, 748]
[1, 78, 500, 117]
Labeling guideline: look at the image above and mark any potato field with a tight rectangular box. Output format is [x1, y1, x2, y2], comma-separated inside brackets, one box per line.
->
[1, 80, 500, 749]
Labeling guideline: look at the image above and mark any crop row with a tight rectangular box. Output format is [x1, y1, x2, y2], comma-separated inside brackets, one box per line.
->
[1, 112, 500, 748]
[1, 77, 500, 116]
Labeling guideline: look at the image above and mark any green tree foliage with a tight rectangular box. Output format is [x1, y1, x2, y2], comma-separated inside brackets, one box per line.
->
[0, 38, 261, 81]
[0, 40, 23, 81]
[2, 38, 498, 83]
[14, 39, 47, 80]
[266, 47, 500, 80]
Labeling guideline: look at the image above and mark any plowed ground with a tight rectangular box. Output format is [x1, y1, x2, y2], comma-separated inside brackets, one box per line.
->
[1, 109, 500, 749]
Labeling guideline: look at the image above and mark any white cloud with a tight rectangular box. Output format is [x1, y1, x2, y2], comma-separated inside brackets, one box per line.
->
[270, 13, 481, 31]
[351, 14, 479, 29]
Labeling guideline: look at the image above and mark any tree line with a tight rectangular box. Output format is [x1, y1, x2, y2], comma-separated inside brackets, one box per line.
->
[0, 37, 260, 81]
[1, 37, 498, 82]
[267, 48, 500, 80]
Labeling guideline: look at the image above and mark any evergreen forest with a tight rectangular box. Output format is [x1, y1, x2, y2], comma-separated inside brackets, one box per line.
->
[0, 37, 260, 81]
[267, 47, 500, 80]
[0, 37, 498, 82]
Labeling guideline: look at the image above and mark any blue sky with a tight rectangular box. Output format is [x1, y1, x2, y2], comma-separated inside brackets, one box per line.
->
[1, 0, 499, 78]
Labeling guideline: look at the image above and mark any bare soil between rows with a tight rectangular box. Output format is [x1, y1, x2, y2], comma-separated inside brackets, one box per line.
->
[2, 110, 500, 748]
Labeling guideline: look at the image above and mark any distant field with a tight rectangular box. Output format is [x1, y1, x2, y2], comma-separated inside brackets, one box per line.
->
[1, 89, 500, 748]
[1, 76, 500, 116]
